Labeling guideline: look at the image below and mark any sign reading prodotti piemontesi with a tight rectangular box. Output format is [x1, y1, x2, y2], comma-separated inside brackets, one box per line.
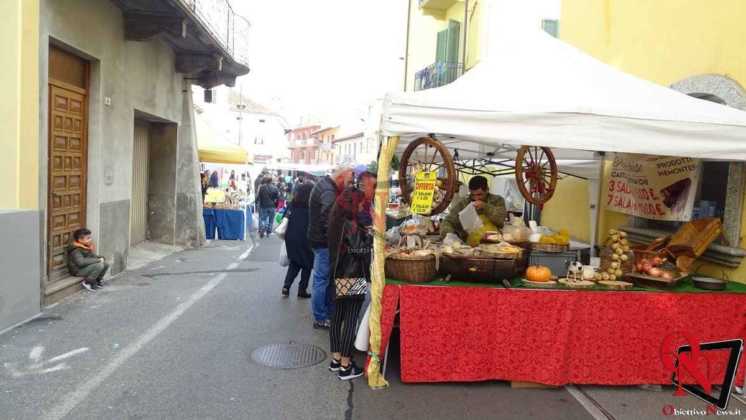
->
[607, 154, 701, 221]
[411, 171, 436, 215]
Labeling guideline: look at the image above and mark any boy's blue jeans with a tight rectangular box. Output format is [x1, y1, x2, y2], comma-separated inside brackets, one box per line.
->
[311, 247, 334, 322]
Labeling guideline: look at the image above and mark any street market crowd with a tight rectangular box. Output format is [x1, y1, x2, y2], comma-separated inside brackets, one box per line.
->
[251, 165, 507, 382]
[255, 166, 378, 381]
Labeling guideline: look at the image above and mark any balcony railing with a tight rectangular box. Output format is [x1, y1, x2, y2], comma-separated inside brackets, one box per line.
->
[178, 0, 250, 66]
[414, 61, 463, 91]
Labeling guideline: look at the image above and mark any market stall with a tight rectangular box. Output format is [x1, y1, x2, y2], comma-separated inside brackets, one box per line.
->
[197, 115, 252, 241]
[365, 20, 746, 392]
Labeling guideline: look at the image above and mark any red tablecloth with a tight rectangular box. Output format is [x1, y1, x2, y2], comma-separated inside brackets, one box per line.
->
[378, 284, 746, 386]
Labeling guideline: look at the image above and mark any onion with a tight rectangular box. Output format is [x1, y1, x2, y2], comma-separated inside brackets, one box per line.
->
[642, 263, 653, 273]
[635, 263, 643, 272]
[649, 267, 663, 277]
[661, 272, 673, 281]
[652, 257, 663, 266]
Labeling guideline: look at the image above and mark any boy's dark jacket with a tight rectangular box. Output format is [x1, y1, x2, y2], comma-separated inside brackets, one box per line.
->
[66, 244, 101, 276]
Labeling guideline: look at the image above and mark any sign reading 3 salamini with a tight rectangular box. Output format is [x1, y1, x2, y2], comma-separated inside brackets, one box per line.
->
[607, 154, 701, 221]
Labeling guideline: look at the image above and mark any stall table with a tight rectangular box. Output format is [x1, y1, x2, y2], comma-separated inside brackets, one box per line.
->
[203, 208, 245, 240]
[378, 278, 746, 386]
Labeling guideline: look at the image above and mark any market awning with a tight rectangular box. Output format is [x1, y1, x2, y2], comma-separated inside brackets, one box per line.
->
[381, 4, 746, 162]
[196, 113, 251, 165]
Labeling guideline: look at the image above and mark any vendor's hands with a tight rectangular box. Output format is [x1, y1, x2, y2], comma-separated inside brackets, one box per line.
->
[472, 200, 485, 210]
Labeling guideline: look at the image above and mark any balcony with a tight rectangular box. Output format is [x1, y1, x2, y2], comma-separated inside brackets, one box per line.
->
[113, 0, 250, 88]
[418, 0, 459, 17]
[414, 62, 464, 91]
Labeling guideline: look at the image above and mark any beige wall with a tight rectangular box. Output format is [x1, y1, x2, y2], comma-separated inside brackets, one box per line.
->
[0, 0, 40, 210]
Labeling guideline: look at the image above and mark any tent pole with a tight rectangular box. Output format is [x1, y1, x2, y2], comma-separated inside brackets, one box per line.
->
[591, 152, 606, 257]
[367, 135, 399, 389]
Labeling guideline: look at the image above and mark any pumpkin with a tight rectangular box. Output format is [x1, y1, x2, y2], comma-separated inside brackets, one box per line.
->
[526, 265, 552, 282]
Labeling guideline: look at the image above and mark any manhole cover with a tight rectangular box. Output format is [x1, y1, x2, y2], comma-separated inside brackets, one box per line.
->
[251, 343, 326, 369]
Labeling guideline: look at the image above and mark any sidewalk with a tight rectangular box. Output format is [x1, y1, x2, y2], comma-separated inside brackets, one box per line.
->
[0, 237, 741, 420]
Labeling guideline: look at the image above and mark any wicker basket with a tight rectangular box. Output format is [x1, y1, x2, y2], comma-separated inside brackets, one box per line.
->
[440, 254, 522, 282]
[385, 253, 438, 283]
[531, 243, 569, 253]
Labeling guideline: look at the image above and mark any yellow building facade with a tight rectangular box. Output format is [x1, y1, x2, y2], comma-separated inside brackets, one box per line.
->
[0, 0, 40, 210]
[542, 0, 746, 281]
[404, 0, 484, 92]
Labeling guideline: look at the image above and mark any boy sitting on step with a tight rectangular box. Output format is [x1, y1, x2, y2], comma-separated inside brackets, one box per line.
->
[67, 228, 109, 291]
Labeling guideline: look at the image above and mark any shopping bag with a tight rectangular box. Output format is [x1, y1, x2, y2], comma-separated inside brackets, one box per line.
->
[251, 213, 259, 230]
[279, 243, 289, 267]
[274, 208, 286, 225]
[274, 217, 289, 240]
[354, 304, 371, 352]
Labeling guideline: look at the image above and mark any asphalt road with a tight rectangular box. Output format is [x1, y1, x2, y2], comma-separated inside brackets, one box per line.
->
[0, 237, 739, 420]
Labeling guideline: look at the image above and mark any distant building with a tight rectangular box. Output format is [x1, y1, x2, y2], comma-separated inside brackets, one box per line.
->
[194, 88, 289, 165]
[311, 127, 339, 165]
[333, 132, 365, 165]
[287, 125, 322, 164]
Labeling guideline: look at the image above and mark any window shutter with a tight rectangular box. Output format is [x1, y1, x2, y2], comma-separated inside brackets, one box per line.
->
[436, 29, 448, 63]
[542, 19, 559, 38]
[446, 20, 460, 64]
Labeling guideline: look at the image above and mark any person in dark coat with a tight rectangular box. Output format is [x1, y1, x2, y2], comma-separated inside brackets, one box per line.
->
[281, 182, 315, 298]
[209, 171, 220, 188]
[256, 177, 279, 238]
[307, 167, 354, 329]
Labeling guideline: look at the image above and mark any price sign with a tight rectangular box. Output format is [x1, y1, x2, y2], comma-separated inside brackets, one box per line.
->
[411, 171, 436, 215]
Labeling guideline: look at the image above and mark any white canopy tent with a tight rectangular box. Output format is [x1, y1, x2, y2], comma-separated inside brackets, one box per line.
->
[381, 24, 746, 161]
[366, 6, 746, 389]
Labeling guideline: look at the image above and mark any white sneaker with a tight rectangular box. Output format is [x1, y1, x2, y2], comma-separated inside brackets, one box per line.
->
[81, 281, 96, 292]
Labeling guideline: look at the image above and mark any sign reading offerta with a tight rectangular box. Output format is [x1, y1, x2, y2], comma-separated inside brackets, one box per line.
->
[411, 171, 436, 215]
[607, 154, 701, 221]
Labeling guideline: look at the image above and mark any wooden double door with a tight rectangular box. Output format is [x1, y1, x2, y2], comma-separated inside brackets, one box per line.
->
[47, 46, 88, 281]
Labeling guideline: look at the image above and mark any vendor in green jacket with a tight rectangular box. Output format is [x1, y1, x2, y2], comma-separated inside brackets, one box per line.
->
[440, 175, 507, 245]
[67, 228, 109, 291]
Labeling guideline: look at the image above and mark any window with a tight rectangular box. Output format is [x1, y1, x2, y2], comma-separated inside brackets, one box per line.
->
[542, 19, 559, 38]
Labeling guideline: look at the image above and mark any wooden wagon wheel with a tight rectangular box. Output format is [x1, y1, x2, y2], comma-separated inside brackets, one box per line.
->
[515, 146, 558, 207]
[399, 137, 457, 215]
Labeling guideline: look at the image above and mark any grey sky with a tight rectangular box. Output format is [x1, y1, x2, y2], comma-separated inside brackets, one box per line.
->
[232, 0, 407, 125]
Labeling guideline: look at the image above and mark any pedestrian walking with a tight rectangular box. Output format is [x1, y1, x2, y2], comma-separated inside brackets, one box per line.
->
[67, 228, 109, 291]
[256, 177, 279, 238]
[327, 185, 373, 380]
[307, 166, 354, 329]
[281, 182, 315, 298]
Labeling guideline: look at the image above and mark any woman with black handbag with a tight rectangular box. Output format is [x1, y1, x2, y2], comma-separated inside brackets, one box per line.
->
[327, 173, 376, 380]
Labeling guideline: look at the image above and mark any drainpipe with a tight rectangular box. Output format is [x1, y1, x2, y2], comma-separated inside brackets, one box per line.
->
[403, 0, 412, 91]
[462, 0, 468, 73]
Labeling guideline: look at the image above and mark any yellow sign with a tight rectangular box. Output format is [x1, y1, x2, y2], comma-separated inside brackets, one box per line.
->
[205, 188, 226, 204]
[411, 171, 436, 215]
